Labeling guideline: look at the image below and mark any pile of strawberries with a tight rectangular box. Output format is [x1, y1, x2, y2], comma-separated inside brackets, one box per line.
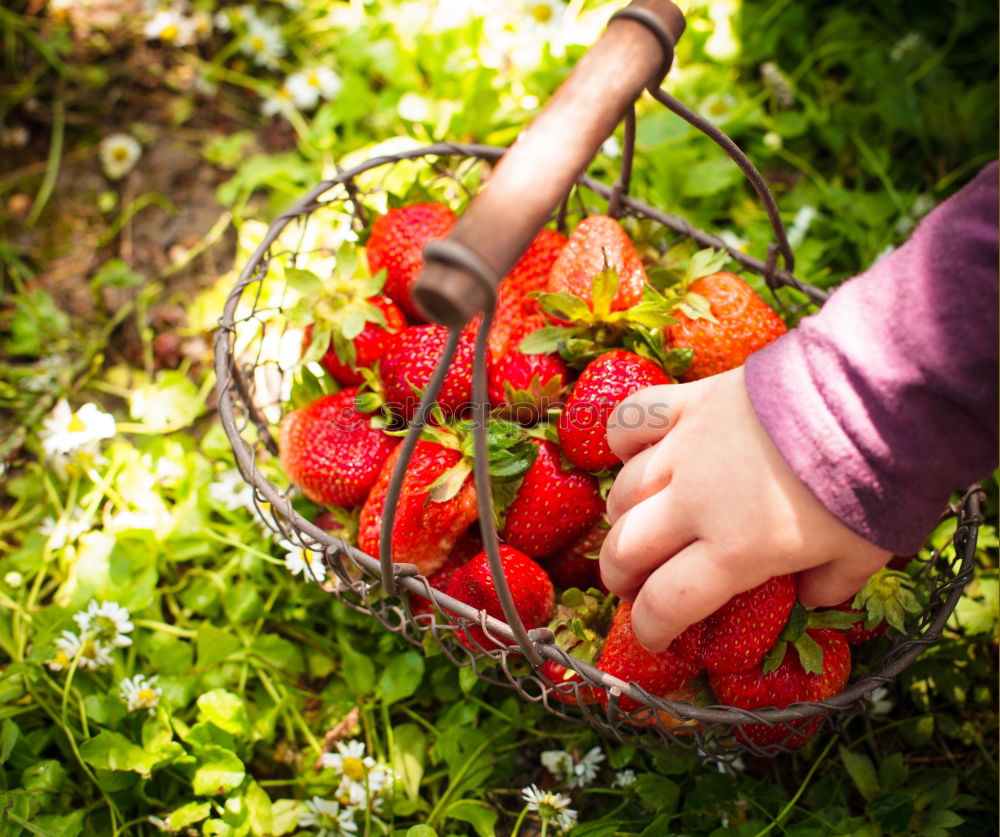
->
[277, 201, 920, 749]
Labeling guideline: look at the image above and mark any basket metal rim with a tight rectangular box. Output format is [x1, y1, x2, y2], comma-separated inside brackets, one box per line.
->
[212, 142, 980, 747]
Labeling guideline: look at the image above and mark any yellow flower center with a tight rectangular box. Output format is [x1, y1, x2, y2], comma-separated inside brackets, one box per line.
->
[161, 24, 179, 42]
[308, 73, 320, 88]
[68, 414, 87, 433]
[342, 757, 366, 783]
[530, 4, 553, 23]
[50, 651, 70, 668]
[251, 35, 266, 51]
[137, 688, 157, 706]
[112, 147, 130, 163]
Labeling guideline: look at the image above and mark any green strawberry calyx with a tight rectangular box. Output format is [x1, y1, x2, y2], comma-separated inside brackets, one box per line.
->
[850, 568, 921, 632]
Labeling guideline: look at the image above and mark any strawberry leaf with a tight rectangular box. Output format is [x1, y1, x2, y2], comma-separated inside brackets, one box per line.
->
[535, 292, 594, 324]
[340, 307, 367, 341]
[659, 348, 693, 378]
[354, 392, 382, 414]
[356, 268, 388, 298]
[301, 322, 334, 365]
[685, 248, 729, 283]
[518, 326, 574, 355]
[427, 461, 473, 503]
[590, 260, 620, 319]
[792, 632, 825, 676]
[289, 365, 335, 410]
[808, 609, 862, 630]
[779, 601, 810, 643]
[762, 640, 788, 675]
[678, 292, 718, 323]
[285, 266, 325, 297]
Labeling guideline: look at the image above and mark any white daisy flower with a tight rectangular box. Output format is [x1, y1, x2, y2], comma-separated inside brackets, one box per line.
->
[321, 739, 394, 810]
[541, 746, 604, 788]
[40, 400, 116, 458]
[297, 796, 359, 836]
[39, 508, 92, 551]
[143, 9, 196, 46]
[99, 131, 142, 179]
[613, 768, 637, 788]
[208, 468, 257, 514]
[49, 630, 114, 672]
[281, 538, 327, 583]
[241, 17, 286, 69]
[520, 784, 578, 833]
[73, 599, 134, 649]
[601, 135, 621, 158]
[284, 67, 342, 111]
[4, 571, 23, 588]
[119, 674, 162, 713]
[261, 87, 296, 118]
[868, 686, 895, 718]
[521, 0, 563, 28]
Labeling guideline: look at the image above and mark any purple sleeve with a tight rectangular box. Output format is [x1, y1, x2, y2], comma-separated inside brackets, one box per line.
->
[745, 162, 999, 554]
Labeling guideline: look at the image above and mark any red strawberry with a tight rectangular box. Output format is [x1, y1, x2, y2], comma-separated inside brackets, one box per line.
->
[357, 441, 478, 576]
[545, 520, 608, 592]
[365, 202, 456, 321]
[557, 350, 671, 471]
[694, 574, 797, 674]
[307, 296, 407, 385]
[378, 320, 478, 422]
[445, 545, 555, 651]
[549, 215, 647, 312]
[539, 657, 596, 706]
[410, 529, 482, 619]
[596, 602, 702, 724]
[668, 271, 786, 381]
[501, 440, 603, 558]
[487, 350, 569, 424]
[710, 628, 851, 748]
[278, 390, 398, 508]
[489, 227, 568, 361]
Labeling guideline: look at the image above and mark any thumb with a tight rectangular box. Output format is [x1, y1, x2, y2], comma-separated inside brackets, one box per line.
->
[606, 382, 696, 463]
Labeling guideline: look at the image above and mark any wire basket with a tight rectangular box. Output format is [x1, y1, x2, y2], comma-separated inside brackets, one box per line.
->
[212, 6, 982, 760]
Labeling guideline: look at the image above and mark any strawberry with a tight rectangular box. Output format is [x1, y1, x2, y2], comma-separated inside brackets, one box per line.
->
[557, 349, 672, 471]
[487, 350, 569, 424]
[596, 601, 702, 716]
[692, 574, 797, 674]
[410, 528, 482, 619]
[307, 295, 407, 386]
[539, 587, 616, 706]
[501, 440, 603, 559]
[545, 519, 608, 592]
[549, 215, 647, 312]
[668, 270, 786, 381]
[357, 440, 478, 576]
[365, 202, 456, 321]
[445, 545, 555, 651]
[278, 389, 398, 508]
[710, 628, 851, 748]
[378, 320, 478, 422]
[489, 227, 568, 362]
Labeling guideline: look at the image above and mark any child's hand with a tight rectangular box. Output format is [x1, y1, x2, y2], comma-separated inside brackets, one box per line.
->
[600, 366, 891, 652]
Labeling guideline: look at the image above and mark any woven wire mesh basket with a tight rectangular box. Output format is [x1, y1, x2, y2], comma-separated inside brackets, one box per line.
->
[212, 6, 982, 760]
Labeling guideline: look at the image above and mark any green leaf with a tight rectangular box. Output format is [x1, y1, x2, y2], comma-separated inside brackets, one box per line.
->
[129, 370, 205, 431]
[338, 634, 376, 695]
[792, 631, 824, 676]
[632, 774, 680, 814]
[780, 602, 810, 642]
[405, 827, 438, 837]
[867, 792, 914, 832]
[839, 745, 880, 802]
[686, 248, 730, 282]
[192, 745, 245, 796]
[92, 258, 142, 288]
[167, 801, 212, 829]
[378, 651, 425, 705]
[535, 291, 593, 323]
[428, 461, 473, 503]
[31, 812, 85, 837]
[197, 623, 242, 669]
[446, 800, 498, 837]
[289, 365, 334, 410]
[878, 752, 909, 791]
[197, 690, 252, 739]
[677, 292, 718, 323]
[80, 731, 158, 777]
[517, 325, 572, 355]
[284, 267, 325, 296]
[245, 781, 274, 837]
[0, 718, 19, 764]
[390, 723, 427, 801]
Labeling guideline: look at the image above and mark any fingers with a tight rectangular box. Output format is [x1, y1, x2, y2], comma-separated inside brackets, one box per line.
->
[606, 384, 687, 463]
[797, 548, 892, 608]
[599, 490, 694, 602]
[604, 440, 673, 524]
[628, 540, 764, 652]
